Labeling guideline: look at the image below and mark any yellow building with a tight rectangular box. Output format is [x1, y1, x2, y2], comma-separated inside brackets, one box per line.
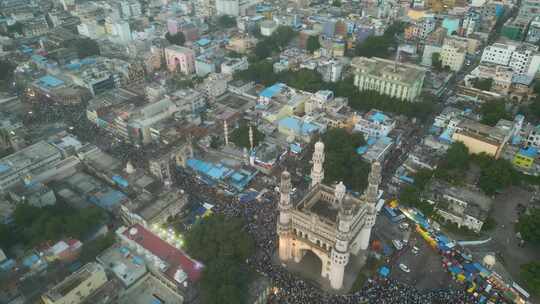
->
[451, 119, 510, 159]
[42, 263, 108, 304]
[512, 148, 537, 169]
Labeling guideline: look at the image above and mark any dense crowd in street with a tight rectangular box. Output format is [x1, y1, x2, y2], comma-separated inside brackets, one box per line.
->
[175, 170, 477, 304]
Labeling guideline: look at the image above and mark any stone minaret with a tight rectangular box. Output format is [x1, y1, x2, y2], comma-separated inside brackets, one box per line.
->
[333, 181, 346, 209]
[224, 120, 229, 146]
[330, 184, 353, 290]
[310, 141, 325, 187]
[277, 170, 293, 262]
[358, 161, 382, 250]
[249, 125, 254, 150]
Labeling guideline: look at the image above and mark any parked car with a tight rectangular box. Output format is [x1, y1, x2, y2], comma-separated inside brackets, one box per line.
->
[399, 263, 410, 273]
[392, 240, 403, 250]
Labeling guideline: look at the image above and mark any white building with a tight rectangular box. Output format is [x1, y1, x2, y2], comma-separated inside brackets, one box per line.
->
[221, 57, 249, 75]
[353, 109, 396, 138]
[441, 36, 467, 72]
[481, 43, 515, 66]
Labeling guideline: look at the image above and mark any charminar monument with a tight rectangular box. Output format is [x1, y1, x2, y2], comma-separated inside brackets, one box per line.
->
[277, 140, 381, 290]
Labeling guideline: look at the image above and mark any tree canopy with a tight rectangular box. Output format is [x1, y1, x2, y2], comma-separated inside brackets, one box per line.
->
[184, 214, 254, 304]
[230, 121, 265, 150]
[473, 78, 494, 91]
[520, 261, 540, 296]
[517, 208, 540, 244]
[165, 31, 186, 46]
[253, 26, 296, 59]
[0, 60, 15, 91]
[217, 15, 237, 28]
[480, 99, 510, 126]
[432, 53, 442, 71]
[306, 35, 321, 54]
[9, 202, 106, 248]
[354, 22, 405, 58]
[69, 38, 100, 59]
[320, 128, 369, 192]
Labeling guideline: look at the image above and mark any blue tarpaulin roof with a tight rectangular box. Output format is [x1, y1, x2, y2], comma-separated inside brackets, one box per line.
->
[91, 190, 126, 209]
[519, 147, 537, 158]
[196, 38, 211, 46]
[112, 175, 129, 188]
[0, 163, 10, 173]
[370, 112, 388, 123]
[449, 265, 462, 274]
[260, 83, 285, 98]
[290, 143, 302, 154]
[22, 254, 40, 268]
[279, 117, 320, 135]
[39, 75, 64, 87]
[379, 266, 390, 277]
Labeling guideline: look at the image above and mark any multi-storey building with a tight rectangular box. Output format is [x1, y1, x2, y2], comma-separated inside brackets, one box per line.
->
[351, 57, 426, 102]
[0, 141, 63, 191]
[221, 57, 249, 75]
[481, 43, 514, 66]
[165, 46, 196, 75]
[41, 263, 108, 304]
[425, 180, 493, 233]
[441, 36, 467, 71]
[353, 109, 396, 138]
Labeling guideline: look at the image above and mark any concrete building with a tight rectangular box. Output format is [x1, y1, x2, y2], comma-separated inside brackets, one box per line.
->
[425, 180, 493, 233]
[221, 57, 249, 75]
[260, 20, 278, 36]
[451, 118, 510, 159]
[277, 153, 381, 290]
[481, 43, 514, 66]
[164, 46, 196, 75]
[353, 110, 396, 138]
[526, 17, 540, 44]
[200, 73, 228, 100]
[0, 141, 63, 191]
[216, 0, 258, 16]
[351, 57, 426, 102]
[117, 224, 202, 291]
[41, 263, 108, 304]
[441, 36, 467, 71]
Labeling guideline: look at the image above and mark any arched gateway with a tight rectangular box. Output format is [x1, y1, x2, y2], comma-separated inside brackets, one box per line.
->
[277, 141, 381, 290]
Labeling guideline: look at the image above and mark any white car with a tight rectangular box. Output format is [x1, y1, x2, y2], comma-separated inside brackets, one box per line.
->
[399, 263, 410, 273]
[399, 222, 409, 230]
[392, 240, 403, 250]
[412, 246, 420, 254]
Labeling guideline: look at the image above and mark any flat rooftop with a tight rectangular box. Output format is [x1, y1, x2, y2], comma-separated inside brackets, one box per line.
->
[97, 244, 147, 287]
[351, 56, 426, 85]
[118, 275, 183, 304]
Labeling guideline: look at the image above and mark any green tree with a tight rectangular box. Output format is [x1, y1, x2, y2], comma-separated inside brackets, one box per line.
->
[254, 40, 272, 60]
[354, 22, 405, 58]
[520, 261, 540, 296]
[165, 31, 186, 46]
[320, 128, 369, 192]
[210, 136, 222, 149]
[230, 121, 265, 149]
[434, 142, 470, 184]
[200, 257, 248, 304]
[185, 214, 254, 304]
[68, 38, 100, 58]
[280, 69, 324, 92]
[79, 233, 116, 263]
[306, 35, 321, 54]
[217, 15, 237, 28]
[473, 78, 494, 91]
[0, 59, 16, 90]
[432, 52, 442, 70]
[332, 0, 342, 6]
[185, 214, 255, 263]
[517, 208, 540, 244]
[480, 99, 510, 126]
[271, 26, 296, 49]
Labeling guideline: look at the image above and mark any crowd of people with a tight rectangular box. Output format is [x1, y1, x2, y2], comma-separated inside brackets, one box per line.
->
[175, 169, 478, 304]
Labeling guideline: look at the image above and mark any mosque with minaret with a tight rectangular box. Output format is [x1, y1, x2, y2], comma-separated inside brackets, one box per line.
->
[277, 140, 382, 290]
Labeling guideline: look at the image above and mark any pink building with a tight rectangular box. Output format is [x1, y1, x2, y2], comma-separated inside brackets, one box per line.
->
[167, 19, 179, 34]
[165, 45, 195, 74]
